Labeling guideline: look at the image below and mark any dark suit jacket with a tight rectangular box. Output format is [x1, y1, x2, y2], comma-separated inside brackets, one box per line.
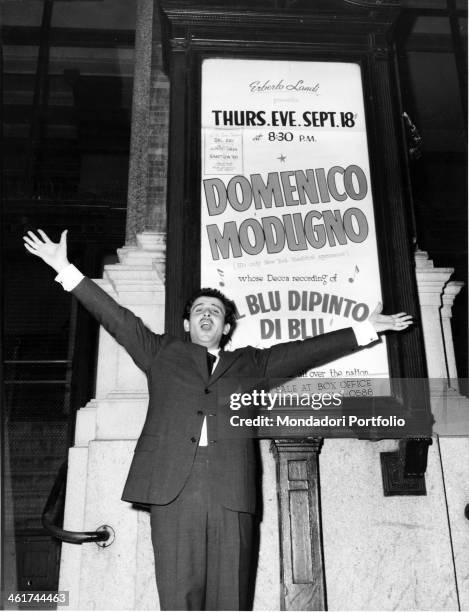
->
[73, 277, 360, 514]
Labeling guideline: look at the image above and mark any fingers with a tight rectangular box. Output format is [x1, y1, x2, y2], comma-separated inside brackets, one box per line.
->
[23, 229, 64, 252]
[369, 303, 415, 333]
[37, 229, 52, 243]
[23, 231, 42, 250]
[23, 230, 44, 245]
[392, 314, 413, 329]
[24, 243, 39, 256]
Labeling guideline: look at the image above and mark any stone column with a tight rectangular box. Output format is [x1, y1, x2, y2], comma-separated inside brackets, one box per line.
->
[415, 250, 469, 437]
[126, 1, 169, 244]
[441, 280, 465, 392]
[414, 251, 469, 610]
[414, 250, 453, 389]
[125, 0, 153, 244]
[146, 40, 169, 233]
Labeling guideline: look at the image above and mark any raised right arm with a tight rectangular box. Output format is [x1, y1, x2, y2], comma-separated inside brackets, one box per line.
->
[23, 229, 162, 372]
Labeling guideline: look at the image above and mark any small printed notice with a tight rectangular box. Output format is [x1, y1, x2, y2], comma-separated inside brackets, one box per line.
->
[204, 130, 243, 175]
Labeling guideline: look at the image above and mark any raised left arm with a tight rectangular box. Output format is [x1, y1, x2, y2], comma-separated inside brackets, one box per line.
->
[252, 303, 413, 380]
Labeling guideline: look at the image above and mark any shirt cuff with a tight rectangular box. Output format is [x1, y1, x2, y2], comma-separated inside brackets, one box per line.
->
[352, 321, 379, 346]
[55, 264, 84, 291]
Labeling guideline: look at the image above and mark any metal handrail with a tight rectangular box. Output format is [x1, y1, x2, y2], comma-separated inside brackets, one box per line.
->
[42, 460, 114, 546]
[4, 360, 71, 364]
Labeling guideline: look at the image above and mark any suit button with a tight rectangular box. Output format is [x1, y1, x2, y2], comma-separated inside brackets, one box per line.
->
[197, 410, 203, 416]
[204, 388, 211, 394]
[209, 440, 217, 444]
[190, 437, 197, 443]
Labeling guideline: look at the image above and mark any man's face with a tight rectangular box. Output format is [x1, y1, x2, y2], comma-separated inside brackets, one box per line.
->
[184, 296, 230, 349]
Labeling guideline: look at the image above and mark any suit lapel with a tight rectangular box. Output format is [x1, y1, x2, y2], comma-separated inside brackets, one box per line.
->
[185, 342, 241, 383]
[187, 343, 211, 381]
[209, 350, 241, 384]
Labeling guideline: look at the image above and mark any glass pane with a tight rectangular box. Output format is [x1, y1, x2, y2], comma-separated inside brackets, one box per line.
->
[407, 51, 465, 151]
[2, 258, 74, 601]
[413, 16, 451, 34]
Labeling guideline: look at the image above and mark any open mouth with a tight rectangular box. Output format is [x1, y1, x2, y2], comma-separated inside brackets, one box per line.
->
[200, 320, 212, 330]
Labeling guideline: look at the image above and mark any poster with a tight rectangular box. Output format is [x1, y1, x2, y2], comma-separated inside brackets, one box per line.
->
[201, 58, 390, 392]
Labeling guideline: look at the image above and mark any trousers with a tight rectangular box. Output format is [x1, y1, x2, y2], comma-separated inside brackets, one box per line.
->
[150, 448, 256, 611]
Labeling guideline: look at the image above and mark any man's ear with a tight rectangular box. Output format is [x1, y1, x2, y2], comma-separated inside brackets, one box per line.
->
[223, 323, 230, 335]
[183, 319, 190, 333]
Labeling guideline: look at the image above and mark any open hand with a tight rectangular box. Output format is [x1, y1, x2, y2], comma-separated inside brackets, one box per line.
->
[23, 229, 70, 273]
[368, 302, 413, 334]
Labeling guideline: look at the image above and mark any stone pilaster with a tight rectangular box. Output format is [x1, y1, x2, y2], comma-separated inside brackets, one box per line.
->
[126, 0, 154, 245]
[441, 280, 465, 391]
[146, 39, 169, 233]
[126, 2, 169, 242]
[414, 250, 453, 386]
[271, 439, 326, 611]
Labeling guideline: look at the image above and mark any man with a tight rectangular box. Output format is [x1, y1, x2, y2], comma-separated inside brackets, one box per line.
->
[23, 229, 412, 611]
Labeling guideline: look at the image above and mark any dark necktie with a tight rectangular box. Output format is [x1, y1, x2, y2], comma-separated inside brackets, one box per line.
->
[207, 352, 216, 374]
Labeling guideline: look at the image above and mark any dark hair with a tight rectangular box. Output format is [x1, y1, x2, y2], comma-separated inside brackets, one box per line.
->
[183, 287, 238, 348]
